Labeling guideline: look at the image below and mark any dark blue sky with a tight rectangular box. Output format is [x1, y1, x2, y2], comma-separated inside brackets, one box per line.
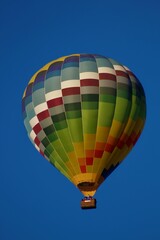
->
[1, 0, 160, 239]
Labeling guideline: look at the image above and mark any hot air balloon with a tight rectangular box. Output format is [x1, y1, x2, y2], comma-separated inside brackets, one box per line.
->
[22, 53, 146, 209]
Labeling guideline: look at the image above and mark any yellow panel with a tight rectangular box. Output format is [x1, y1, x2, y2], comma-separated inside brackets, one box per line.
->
[134, 118, 144, 134]
[86, 166, 93, 173]
[71, 164, 81, 174]
[73, 142, 85, 157]
[65, 161, 76, 176]
[94, 151, 111, 182]
[73, 173, 97, 185]
[67, 151, 77, 161]
[109, 120, 124, 138]
[96, 127, 110, 142]
[123, 118, 135, 135]
[107, 135, 117, 145]
[81, 190, 96, 197]
[67, 151, 81, 174]
[92, 158, 101, 172]
[95, 142, 106, 150]
[78, 158, 86, 165]
[85, 149, 94, 157]
[84, 134, 96, 149]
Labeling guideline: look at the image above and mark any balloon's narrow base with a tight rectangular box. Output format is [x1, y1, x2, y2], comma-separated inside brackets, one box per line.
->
[80, 197, 97, 209]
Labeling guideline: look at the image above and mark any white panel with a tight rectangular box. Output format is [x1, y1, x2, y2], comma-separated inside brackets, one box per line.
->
[35, 144, 40, 152]
[34, 102, 48, 114]
[113, 65, 126, 71]
[118, 77, 130, 85]
[99, 80, 116, 88]
[61, 79, 80, 88]
[81, 86, 99, 94]
[29, 116, 39, 128]
[45, 90, 62, 101]
[80, 72, 99, 79]
[98, 67, 115, 74]
[124, 66, 130, 71]
[30, 130, 36, 141]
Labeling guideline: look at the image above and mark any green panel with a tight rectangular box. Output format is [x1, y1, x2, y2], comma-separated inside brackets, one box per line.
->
[44, 149, 50, 159]
[139, 97, 146, 119]
[117, 89, 131, 99]
[45, 76, 61, 92]
[42, 137, 50, 148]
[61, 67, 79, 80]
[132, 87, 141, 97]
[99, 94, 116, 103]
[24, 119, 32, 133]
[57, 129, 74, 152]
[32, 89, 45, 106]
[82, 94, 99, 102]
[51, 112, 66, 123]
[50, 151, 68, 172]
[54, 160, 68, 173]
[44, 125, 55, 135]
[26, 103, 35, 120]
[52, 112, 66, 122]
[54, 120, 68, 130]
[114, 97, 131, 122]
[98, 102, 115, 127]
[51, 140, 69, 162]
[46, 143, 54, 154]
[65, 102, 81, 111]
[132, 93, 140, 105]
[66, 110, 81, 119]
[80, 61, 97, 72]
[129, 95, 140, 121]
[47, 132, 58, 142]
[95, 56, 114, 68]
[82, 101, 98, 110]
[100, 87, 116, 95]
[67, 118, 83, 142]
[63, 61, 79, 68]
[82, 109, 98, 134]
[108, 58, 120, 65]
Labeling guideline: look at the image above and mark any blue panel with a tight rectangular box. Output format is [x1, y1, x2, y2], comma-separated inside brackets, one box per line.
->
[101, 163, 119, 180]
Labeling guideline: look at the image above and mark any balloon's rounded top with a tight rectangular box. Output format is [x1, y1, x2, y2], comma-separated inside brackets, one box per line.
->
[22, 53, 146, 197]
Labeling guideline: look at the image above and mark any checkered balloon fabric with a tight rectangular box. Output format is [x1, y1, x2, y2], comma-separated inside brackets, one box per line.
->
[22, 54, 146, 196]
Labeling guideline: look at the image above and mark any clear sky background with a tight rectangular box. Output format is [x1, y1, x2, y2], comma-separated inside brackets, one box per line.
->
[1, 0, 160, 239]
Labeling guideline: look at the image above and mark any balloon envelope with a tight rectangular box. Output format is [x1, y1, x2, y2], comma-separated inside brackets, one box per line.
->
[22, 54, 146, 196]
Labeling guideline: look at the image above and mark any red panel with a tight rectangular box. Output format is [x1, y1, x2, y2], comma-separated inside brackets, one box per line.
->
[86, 157, 93, 165]
[126, 137, 132, 147]
[37, 110, 50, 121]
[126, 132, 136, 147]
[62, 87, 80, 96]
[47, 97, 63, 108]
[117, 140, 125, 149]
[99, 73, 116, 81]
[133, 132, 141, 145]
[95, 149, 103, 158]
[33, 123, 42, 134]
[80, 166, 86, 173]
[126, 70, 135, 77]
[34, 137, 40, 146]
[40, 150, 44, 156]
[80, 79, 99, 86]
[116, 70, 128, 78]
[105, 143, 114, 153]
